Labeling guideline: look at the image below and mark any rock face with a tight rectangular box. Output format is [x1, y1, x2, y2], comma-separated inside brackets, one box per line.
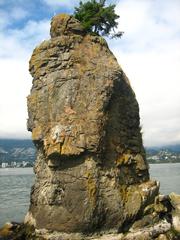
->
[169, 193, 180, 233]
[25, 14, 159, 233]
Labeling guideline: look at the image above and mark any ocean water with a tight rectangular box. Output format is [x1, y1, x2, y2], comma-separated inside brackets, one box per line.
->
[149, 163, 180, 195]
[0, 163, 180, 227]
[0, 168, 34, 227]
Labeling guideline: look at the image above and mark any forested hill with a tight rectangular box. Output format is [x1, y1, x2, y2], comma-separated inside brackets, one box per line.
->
[0, 139, 35, 163]
[146, 145, 180, 163]
[146, 145, 180, 154]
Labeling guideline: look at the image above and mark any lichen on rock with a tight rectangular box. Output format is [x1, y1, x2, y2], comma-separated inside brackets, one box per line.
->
[50, 14, 85, 38]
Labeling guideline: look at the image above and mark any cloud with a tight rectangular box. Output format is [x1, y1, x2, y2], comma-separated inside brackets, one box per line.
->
[0, 1, 51, 139]
[43, 0, 77, 9]
[0, 17, 50, 138]
[0, 59, 31, 138]
[0, 10, 8, 30]
[11, 7, 28, 20]
[0, 19, 50, 59]
[0, 0, 5, 5]
[0, 6, 29, 32]
[108, 0, 180, 146]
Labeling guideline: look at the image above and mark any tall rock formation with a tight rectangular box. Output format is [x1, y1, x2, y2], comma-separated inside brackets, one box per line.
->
[25, 14, 159, 233]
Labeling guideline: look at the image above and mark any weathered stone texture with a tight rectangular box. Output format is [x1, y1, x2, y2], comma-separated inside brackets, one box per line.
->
[50, 14, 85, 38]
[25, 14, 159, 233]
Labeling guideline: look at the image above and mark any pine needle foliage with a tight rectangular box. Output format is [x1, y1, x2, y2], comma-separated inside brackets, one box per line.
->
[74, 0, 123, 38]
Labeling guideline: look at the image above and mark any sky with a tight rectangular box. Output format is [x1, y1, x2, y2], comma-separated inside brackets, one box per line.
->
[0, 0, 180, 147]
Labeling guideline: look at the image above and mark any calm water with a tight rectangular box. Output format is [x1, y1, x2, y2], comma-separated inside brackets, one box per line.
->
[0, 163, 180, 227]
[0, 168, 34, 227]
[149, 163, 180, 195]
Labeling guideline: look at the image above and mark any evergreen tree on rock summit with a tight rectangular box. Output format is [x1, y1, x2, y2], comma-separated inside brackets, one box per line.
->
[74, 0, 123, 38]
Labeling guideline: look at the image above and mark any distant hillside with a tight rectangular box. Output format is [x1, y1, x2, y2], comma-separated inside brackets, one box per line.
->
[0, 139, 36, 164]
[0, 139, 34, 150]
[146, 144, 180, 154]
[146, 145, 180, 163]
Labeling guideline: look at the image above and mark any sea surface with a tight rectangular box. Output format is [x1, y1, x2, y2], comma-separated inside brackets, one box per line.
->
[0, 168, 34, 227]
[0, 163, 180, 227]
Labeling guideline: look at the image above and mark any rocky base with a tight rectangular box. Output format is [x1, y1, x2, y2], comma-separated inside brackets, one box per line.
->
[31, 222, 179, 240]
[1, 193, 179, 240]
[0, 221, 179, 240]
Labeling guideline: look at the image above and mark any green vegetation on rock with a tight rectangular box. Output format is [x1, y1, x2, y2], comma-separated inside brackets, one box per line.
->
[74, 0, 123, 38]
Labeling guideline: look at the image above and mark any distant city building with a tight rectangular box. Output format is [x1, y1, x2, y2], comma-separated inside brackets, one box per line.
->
[1, 162, 8, 168]
[11, 161, 17, 167]
[22, 161, 26, 167]
[16, 162, 22, 168]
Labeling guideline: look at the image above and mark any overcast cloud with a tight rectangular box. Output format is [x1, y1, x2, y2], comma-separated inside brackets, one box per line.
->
[109, 0, 180, 146]
[43, 0, 77, 8]
[0, 0, 179, 146]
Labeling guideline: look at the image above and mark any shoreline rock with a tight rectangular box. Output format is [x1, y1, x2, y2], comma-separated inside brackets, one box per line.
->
[25, 13, 158, 234]
[0, 193, 180, 239]
[0, 14, 179, 240]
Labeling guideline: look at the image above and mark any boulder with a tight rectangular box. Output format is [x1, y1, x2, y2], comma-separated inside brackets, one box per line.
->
[25, 14, 159, 233]
[169, 192, 180, 233]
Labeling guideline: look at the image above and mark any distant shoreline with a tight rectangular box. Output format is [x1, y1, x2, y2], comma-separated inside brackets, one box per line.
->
[1, 162, 180, 170]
